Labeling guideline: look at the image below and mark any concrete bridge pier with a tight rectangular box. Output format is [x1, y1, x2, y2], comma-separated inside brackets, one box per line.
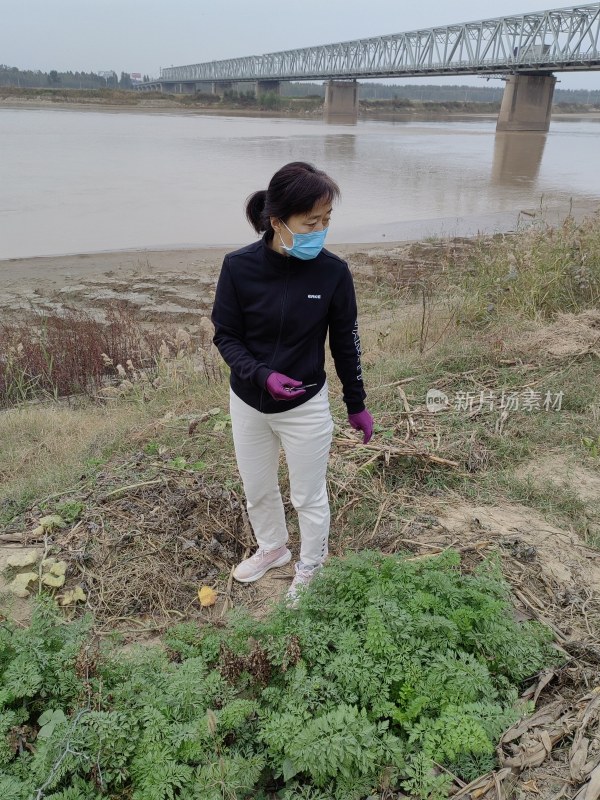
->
[496, 73, 556, 132]
[324, 80, 358, 123]
[256, 80, 281, 96]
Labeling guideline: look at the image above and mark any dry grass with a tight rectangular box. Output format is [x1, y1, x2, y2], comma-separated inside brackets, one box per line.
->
[456, 213, 600, 322]
[53, 472, 251, 628]
[0, 306, 163, 407]
[0, 344, 228, 520]
[0, 402, 150, 515]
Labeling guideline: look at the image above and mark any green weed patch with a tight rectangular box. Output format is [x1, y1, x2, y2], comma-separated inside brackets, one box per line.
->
[0, 550, 560, 799]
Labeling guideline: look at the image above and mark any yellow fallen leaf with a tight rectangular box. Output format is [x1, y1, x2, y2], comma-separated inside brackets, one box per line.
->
[41, 573, 66, 588]
[49, 561, 67, 577]
[9, 583, 30, 599]
[7, 550, 40, 568]
[60, 586, 87, 606]
[9, 572, 38, 598]
[198, 586, 217, 607]
[41, 557, 57, 571]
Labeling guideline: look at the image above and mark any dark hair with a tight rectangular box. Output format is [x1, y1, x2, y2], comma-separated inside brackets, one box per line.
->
[245, 161, 340, 236]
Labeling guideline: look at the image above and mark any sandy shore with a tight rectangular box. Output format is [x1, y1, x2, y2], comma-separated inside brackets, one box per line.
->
[0, 245, 229, 323]
[0, 241, 406, 324]
[2, 97, 600, 120]
[0, 99, 316, 118]
[1, 200, 598, 325]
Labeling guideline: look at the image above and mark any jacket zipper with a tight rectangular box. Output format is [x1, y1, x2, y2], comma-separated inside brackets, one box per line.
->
[260, 263, 290, 411]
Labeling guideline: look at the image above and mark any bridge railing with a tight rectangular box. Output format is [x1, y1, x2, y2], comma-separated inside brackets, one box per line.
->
[158, 3, 600, 83]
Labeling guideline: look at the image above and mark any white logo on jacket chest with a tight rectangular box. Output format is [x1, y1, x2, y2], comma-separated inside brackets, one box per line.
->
[307, 294, 322, 299]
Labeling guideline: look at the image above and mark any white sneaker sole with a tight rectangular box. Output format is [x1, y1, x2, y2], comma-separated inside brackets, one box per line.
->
[233, 549, 292, 583]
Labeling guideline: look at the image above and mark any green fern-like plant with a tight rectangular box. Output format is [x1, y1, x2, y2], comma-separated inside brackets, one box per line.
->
[0, 550, 561, 799]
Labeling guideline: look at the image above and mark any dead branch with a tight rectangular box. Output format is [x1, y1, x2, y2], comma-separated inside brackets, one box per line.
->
[99, 478, 164, 502]
[334, 437, 459, 467]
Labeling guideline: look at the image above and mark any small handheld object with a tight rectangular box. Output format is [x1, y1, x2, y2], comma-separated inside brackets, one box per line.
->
[285, 383, 317, 392]
[266, 372, 306, 401]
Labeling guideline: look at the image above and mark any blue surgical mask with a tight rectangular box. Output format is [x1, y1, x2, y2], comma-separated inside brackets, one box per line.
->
[278, 220, 328, 260]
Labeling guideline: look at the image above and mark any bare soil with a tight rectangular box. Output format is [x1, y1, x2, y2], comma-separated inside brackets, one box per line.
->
[0, 237, 493, 327]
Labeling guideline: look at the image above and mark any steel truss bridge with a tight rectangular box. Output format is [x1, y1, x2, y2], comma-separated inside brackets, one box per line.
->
[159, 3, 600, 84]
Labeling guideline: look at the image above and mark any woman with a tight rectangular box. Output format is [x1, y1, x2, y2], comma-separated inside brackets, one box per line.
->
[211, 161, 373, 602]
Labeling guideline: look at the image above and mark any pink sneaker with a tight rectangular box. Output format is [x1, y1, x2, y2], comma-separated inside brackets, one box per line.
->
[286, 562, 322, 606]
[233, 545, 291, 583]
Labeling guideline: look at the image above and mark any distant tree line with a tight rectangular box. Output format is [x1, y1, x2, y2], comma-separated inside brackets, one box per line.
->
[0, 66, 151, 89]
[282, 81, 600, 105]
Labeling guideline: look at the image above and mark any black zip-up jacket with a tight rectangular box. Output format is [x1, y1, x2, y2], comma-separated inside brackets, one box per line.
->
[211, 235, 366, 414]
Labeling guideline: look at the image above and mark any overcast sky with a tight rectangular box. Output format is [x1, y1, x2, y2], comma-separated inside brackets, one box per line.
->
[2, 0, 599, 89]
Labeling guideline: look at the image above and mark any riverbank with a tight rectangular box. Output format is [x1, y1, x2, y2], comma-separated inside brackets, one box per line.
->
[3, 196, 600, 323]
[0, 240, 412, 323]
[1, 214, 599, 798]
[2, 212, 599, 515]
[2, 86, 600, 118]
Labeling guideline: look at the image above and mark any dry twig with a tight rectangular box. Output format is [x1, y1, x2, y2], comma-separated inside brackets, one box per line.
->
[334, 437, 459, 467]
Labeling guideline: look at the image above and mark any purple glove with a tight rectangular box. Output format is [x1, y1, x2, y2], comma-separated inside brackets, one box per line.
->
[266, 372, 306, 401]
[348, 409, 374, 444]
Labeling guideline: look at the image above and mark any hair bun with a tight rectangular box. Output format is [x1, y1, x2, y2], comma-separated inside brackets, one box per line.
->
[245, 190, 268, 234]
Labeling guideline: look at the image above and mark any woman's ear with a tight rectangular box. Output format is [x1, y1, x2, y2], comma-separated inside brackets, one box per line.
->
[270, 216, 280, 232]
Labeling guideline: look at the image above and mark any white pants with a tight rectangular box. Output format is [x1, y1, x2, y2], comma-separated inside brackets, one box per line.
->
[229, 384, 334, 567]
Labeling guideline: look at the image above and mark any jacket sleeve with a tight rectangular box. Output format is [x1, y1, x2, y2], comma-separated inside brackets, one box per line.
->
[211, 256, 272, 389]
[328, 262, 367, 415]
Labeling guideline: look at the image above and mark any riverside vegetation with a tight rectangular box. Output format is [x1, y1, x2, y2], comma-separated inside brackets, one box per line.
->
[0, 554, 558, 800]
[3, 86, 600, 116]
[1, 213, 600, 798]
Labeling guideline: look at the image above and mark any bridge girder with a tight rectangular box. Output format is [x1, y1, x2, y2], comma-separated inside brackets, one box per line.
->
[157, 3, 600, 83]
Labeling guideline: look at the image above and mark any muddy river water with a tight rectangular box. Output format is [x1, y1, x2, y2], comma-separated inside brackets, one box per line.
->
[1, 107, 600, 260]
